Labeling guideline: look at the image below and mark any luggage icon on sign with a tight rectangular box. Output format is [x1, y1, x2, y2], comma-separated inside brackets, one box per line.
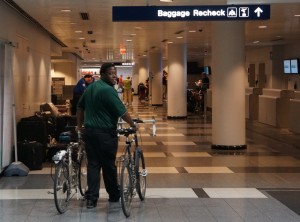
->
[227, 7, 237, 18]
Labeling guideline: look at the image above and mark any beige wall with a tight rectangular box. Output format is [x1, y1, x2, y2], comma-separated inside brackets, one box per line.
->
[0, 1, 52, 168]
[284, 43, 300, 90]
[52, 62, 77, 85]
[246, 44, 300, 90]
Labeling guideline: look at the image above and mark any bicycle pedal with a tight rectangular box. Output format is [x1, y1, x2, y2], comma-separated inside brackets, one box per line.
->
[141, 169, 148, 177]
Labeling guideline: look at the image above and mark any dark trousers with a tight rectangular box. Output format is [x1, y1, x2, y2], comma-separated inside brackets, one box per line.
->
[84, 128, 119, 201]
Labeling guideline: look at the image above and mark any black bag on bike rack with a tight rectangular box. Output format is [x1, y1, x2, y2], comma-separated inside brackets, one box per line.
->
[46, 143, 68, 162]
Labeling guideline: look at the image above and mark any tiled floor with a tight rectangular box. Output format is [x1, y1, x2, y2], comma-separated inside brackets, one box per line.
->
[1, 97, 300, 221]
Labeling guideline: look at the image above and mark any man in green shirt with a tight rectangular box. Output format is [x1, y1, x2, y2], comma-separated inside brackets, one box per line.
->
[76, 63, 136, 209]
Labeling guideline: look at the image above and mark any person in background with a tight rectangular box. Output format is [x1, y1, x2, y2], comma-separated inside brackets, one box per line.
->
[123, 76, 132, 106]
[76, 63, 137, 209]
[71, 74, 94, 115]
[162, 70, 168, 99]
[194, 79, 208, 112]
[201, 72, 210, 89]
[138, 82, 146, 101]
[145, 78, 149, 101]
[118, 75, 123, 87]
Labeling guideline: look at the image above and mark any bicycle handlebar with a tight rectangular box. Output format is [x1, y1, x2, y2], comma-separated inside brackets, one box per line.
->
[117, 116, 156, 136]
[116, 127, 137, 136]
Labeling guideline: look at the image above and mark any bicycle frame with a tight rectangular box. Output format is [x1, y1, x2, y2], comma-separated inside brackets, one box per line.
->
[117, 118, 152, 217]
[52, 134, 87, 214]
[53, 143, 81, 198]
[122, 132, 138, 184]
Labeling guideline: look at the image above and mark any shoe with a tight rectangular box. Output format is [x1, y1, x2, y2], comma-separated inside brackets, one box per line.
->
[86, 199, 97, 209]
[108, 195, 120, 203]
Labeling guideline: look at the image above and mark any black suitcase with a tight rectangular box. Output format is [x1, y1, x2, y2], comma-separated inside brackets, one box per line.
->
[17, 141, 44, 170]
[17, 120, 48, 145]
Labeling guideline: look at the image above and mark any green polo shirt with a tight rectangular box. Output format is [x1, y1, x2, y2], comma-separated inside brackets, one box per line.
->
[77, 79, 126, 130]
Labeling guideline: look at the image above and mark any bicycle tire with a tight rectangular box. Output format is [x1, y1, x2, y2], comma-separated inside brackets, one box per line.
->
[120, 162, 133, 217]
[54, 160, 71, 214]
[78, 150, 88, 197]
[135, 149, 146, 200]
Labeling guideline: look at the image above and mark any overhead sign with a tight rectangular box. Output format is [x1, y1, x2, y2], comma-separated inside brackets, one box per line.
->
[113, 5, 270, 21]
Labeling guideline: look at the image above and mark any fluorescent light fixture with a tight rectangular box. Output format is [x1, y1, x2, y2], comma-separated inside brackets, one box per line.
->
[176, 36, 183, 39]
[189, 30, 196, 33]
[167, 41, 173, 44]
[294, 14, 300, 17]
[79, 37, 85, 40]
[253, 41, 260, 44]
[61, 9, 71, 12]
[126, 39, 132, 42]
[75, 30, 82, 33]
[160, 0, 173, 2]
[258, 25, 267, 29]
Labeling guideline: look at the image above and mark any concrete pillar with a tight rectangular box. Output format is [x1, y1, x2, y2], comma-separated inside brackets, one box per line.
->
[132, 63, 139, 93]
[138, 57, 148, 85]
[167, 43, 187, 118]
[149, 51, 162, 106]
[211, 21, 247, 150]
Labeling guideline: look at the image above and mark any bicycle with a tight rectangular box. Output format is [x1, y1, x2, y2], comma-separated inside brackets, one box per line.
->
[117, 117, 156, 217]
[52, 131, 88, 214]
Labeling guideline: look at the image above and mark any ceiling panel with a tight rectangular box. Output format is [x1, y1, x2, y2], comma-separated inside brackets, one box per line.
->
[9, 0, 300, 62]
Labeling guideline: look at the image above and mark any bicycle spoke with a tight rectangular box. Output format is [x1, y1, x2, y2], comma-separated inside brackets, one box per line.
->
[120, 163, 133, 217]
[54, 161, 71, 214]
[78, 150, 88, 197]
[135, 150, 147, 200]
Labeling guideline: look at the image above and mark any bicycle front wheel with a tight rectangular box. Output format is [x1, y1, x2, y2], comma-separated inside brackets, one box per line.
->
[135, 149, 146, 200]
[78, 150, 88, 197]
[120, 162, 133, 217]
[54, 160, 71, 214]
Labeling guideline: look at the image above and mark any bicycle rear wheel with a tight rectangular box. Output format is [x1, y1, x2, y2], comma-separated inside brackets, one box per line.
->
[78, 150, 88, 197]
[54, 160, 71, 214]
[135, 149, 146, 200]
[120, 162, 133, 217]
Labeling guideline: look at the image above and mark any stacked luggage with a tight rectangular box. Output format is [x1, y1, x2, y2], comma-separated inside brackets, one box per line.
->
[16, 110, 76, 170]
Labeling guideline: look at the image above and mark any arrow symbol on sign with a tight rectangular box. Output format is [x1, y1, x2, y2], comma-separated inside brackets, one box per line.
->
[254, 7, 263, 17]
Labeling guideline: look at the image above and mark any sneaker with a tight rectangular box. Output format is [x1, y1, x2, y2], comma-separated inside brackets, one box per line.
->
[86, 199, 97, 209]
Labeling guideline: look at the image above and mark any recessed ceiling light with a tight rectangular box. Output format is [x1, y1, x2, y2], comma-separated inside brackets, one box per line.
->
[258, 25, 267, 29]
[167, 41, 173, 44]
[79, 37, 85, 40]
[130, 33, 137, 36]
[61, 9, 71, 12]
[176, 36, 183, 39]
[253, 41, 260, 44]
[294, 14, 300, 17]
[75, 31, 82, 33]
[160, 0, 173, 2]
[189, 30, 196, 33]
[126, 39, 132, 42]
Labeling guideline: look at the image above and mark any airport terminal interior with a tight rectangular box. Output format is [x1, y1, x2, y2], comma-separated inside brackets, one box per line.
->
[1, 0, 300, 221]
[1, 99, 300, 221]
